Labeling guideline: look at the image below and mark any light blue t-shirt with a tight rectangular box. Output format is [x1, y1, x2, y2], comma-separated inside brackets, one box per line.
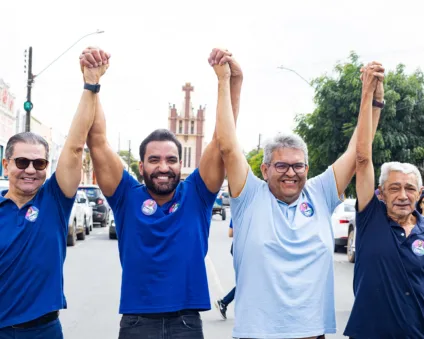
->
[231, 166, 341, 339]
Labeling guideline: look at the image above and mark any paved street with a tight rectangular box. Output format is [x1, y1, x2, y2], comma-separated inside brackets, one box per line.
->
[61, 210, 354, 339]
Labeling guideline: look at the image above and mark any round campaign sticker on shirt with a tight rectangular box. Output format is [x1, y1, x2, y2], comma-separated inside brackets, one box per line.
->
[411, 239, 424, 256]
[299, 202, 314, 217]
[169, 203, 180, 214]
[141, 199, 157, 216]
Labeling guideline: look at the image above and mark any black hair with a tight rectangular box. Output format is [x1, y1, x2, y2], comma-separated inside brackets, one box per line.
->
[417, 194, 424, 214]
[139, 129, 182, 162]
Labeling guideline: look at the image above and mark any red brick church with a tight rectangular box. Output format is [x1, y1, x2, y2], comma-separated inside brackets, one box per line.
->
[168, 83, 206, 179]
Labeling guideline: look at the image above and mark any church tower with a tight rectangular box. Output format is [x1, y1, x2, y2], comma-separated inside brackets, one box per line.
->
[168, 82, 205, 179]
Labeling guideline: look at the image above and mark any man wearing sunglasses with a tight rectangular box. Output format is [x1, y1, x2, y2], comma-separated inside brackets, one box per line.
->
[212, 56, 385, 338]
[0, 53, 109, 338]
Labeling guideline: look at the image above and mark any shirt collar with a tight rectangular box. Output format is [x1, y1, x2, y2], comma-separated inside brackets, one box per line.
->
[386, 205, 424, 235]
[277, 195, 301, 208]
[0, 190, 8, 206]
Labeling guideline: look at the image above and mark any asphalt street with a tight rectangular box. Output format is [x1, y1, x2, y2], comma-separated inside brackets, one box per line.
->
[60, 210, 354, 339]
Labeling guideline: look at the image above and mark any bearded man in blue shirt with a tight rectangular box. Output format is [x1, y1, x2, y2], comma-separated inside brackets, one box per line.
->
[79, 47, 242, 339]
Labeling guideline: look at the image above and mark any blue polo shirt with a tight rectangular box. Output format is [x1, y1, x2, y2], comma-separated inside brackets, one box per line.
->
[107, 169, 217, 314]
[344, 195, 424, 338]
[0, 174, 75, 328]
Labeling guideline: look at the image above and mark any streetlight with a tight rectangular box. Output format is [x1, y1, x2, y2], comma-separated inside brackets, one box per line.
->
[277, 65, 313, 87]
[24, 29, 105, 132]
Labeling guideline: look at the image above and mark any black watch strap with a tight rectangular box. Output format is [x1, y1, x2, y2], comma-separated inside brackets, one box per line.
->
[372, 99, 385, 109]
[84, 83, 101, 93]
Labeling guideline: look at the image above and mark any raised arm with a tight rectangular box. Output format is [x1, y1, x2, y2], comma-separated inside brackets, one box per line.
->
[355, 64, 384, 211]
[198, 48, 243, 193]
[211, 52, 249, 198]
[79, 48, 124, 197]
[332, 62, 385, 199]
[55, 49, 109, 198]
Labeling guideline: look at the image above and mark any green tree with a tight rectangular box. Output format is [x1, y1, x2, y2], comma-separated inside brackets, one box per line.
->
[246, 148, 264, 180]
[295, 52, 424, 197]
[118, 150, 143, 183]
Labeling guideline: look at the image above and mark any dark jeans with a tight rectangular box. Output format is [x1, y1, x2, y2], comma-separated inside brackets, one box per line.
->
[0, 319, 63, 339]
[222, 287, 236, 306]
[118, 311, 204, 339]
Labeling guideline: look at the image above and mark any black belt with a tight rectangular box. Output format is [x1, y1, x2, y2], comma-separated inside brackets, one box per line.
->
[125, 309, 199, 319]
[11, 311, 59, 329]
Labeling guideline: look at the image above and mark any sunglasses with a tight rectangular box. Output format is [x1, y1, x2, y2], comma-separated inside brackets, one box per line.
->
[9, 157, 49, 170]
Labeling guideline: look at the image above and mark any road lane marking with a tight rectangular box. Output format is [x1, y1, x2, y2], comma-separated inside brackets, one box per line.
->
[205, 254, 225, 296]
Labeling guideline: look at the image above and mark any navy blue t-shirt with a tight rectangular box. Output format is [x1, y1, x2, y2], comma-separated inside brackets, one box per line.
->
[107, 169, 217, 314]
[344, 195, 424, 338]
[0, 174, 75, 328]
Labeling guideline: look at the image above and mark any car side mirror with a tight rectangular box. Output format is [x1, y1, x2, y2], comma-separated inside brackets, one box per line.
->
[89, 202, 95, 207]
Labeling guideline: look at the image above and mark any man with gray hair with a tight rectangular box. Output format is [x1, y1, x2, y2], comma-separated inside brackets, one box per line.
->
[344, 76, 424, 336]
[0, 52, 109, 338]
[212, 54, 385, 338]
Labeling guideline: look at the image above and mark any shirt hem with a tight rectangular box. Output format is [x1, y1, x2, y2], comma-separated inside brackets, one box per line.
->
[232, 327, 336, 338]
[0, 304, 65, 329]
[119, 303, 211, 314]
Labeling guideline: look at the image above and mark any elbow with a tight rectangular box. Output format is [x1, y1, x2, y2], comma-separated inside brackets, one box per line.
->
[216, 135, 233, 157]
[356, 150, 371, 168]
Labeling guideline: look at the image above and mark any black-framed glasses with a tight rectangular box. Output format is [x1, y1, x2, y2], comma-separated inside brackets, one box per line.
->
[267, 162, 307, 174]
[9, 157, 49, 170]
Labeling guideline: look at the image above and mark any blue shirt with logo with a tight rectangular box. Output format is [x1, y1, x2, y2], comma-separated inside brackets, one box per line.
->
[344, 195, 424, 338]
[0, 174, 74, 328]
[230, 167, 341, 338]
[107, 169, 217, 314]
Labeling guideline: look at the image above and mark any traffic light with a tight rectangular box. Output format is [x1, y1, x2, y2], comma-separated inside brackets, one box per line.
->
[24, 101, 33, 112]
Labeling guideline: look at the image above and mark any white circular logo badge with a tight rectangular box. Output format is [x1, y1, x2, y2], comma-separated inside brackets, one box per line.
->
[412, 239, 424, 256]
[142, 199, 157, 216]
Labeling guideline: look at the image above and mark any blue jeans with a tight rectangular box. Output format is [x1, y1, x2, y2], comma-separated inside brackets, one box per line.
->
[118, 312, 204, 339]
[0, 319, 63, 339]
[222, 287, 236, 306]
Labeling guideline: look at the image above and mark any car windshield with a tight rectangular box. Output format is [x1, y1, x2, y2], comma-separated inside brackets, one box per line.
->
[344, 204, 355, 212]
[79, 188, 101, 202]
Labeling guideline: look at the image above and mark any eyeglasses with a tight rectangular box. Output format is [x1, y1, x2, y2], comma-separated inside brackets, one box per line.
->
[9, 157, 49, 170]
[267, 162, 307, 174]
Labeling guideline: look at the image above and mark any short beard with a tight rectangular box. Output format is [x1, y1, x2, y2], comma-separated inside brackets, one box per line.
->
[143, 170, 180, 195]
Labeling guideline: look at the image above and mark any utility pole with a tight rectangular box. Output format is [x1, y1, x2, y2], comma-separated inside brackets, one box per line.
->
[257, 133, 262, 152]
[128, 140, 131, 171]
[24, 47, 34, 132]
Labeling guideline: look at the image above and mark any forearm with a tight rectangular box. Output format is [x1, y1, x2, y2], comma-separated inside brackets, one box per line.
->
[87, 97, 107, 149]
[230, 77, 242, 123]
[64, 90, 97, 156]
[356, 92, 374, 159]
[216, 78, 237, 153]
[55, 90, 97, 197]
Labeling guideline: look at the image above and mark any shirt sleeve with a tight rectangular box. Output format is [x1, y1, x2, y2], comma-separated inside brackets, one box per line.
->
[355, 194, 382, 232]
[306, 166, 342, 215]
[106, 170, 138, 211]
[184, 168, 218, 208]
[230, 169, 263, 230]
[43, 173, 76, 230]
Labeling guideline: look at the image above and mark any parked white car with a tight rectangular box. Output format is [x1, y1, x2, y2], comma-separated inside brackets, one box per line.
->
[67, 190, 94, 246]
[0, 178, 9, 192]
[331, 198, 356, 263]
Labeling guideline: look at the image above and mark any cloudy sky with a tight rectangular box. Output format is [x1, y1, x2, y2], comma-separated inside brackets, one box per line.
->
[2, 0, 424, 157]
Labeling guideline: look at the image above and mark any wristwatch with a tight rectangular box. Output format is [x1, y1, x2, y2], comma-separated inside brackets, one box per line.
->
[372, 99, 385, 109]
[84, 83, 101, 93]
